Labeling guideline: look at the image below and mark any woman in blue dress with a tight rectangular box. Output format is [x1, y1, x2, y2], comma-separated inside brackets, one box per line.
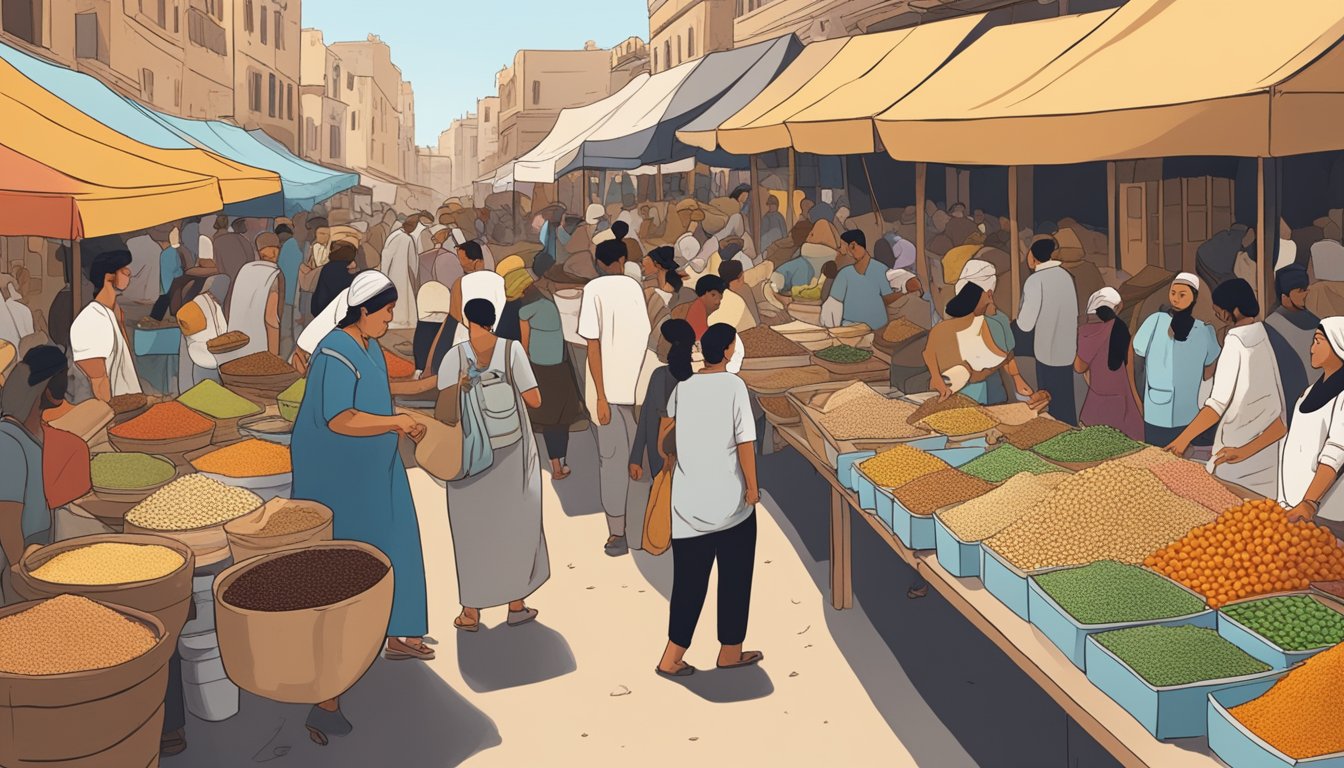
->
[291, 270, 432, 738]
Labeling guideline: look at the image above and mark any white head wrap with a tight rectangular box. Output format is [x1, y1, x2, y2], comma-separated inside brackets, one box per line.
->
[1174, 272, 1201, 292]
[585, 204, 605, 226]
[956, 259, 997, 294]
[728, 332, 745, 374]
[1086, 287, 1122, 315]
[297, 270, 394, 354]
[1323, 317, 1344, 360]
[887, 268, 917, 294]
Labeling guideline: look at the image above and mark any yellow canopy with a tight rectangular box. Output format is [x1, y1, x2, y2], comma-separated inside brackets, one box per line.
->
[876, 0, 1344, 164]
[784, 14, 984, 155]
[0, 55, 280, 204]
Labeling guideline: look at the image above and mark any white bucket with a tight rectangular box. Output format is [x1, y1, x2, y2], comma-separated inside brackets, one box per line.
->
[555, 288, 584, 344]
[184, 678, 239, 722]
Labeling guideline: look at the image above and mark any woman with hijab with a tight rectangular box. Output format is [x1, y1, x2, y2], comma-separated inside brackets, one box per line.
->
[1075, 288, 1144, 440]
[291, 270, 433, 739]
[311, 242, 358, 318]
[1133, 274, 1222, 446]
[1279, 318, 1344, 538]
[922, 280, 1011, 404]
[1166, 279, 1285, 497]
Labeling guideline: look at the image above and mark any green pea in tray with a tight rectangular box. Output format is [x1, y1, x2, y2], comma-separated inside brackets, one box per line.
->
[1217, 593, 1344, 669]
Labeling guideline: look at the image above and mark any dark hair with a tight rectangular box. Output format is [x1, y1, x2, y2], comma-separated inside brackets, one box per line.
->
[821, 261, 839, 280]
[329, 242, 358, 263]
[232, 218, 248, 233]
[23, 344, 68, 388]
[1169, 286, 1200, 342]
[463, 298, 497, 329]
[1212, 278, 1260, 320]
[89, 250, 133, 291]
[1094, 306, 1132, 372]
[611, 220, 630, 241]
[695, 274, 727, 297]
[730, 184, 751, 202]
[1030, 238, 1057, 262]
[662, 318, 696, 382]
[274, 224, 294, 237]
[648, 245, 678, 271]
[945, 281, 985, 319]
[719, 260, 744, 284]
[595, 238, 627, 267]
[664, 269, 684, 293]
[840, 230, 866, 250]
[337, 284, 398, 328]
[1276, 265, 1310, 299]
[701, 324, 737, 366]
[457, 239, 484, 263]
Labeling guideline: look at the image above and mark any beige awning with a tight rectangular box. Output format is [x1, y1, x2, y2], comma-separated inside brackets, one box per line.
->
[875, 0, 1344, 164]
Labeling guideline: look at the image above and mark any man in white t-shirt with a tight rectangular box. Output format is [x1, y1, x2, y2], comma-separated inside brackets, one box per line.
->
[72, 250, 142, 402]
[450, 240, 505, 346]
[579, 238, 653, 556]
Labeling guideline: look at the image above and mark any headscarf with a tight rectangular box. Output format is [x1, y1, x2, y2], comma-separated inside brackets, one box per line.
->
[1087, 287, 1129, 372]
[1301, 318, 1344, 414]
[298, 270, 393, 354]
[1086, 287, 1121, 316]
[504, 269, 534, 301]
[956, 259, 997, 294]
[416, 281, 452, 322]
[1173, 272, 1201, 292]
[494, 254, 525, 277]
[585, 204, 605, 226]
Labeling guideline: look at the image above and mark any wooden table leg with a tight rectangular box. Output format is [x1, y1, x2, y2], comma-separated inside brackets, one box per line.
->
[829, 487, 853, 610]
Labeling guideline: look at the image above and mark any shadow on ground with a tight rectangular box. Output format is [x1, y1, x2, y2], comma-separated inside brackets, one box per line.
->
[667, 665, 774, 703]
[541, 428, 605, 518]
[456, 620, 577, 692]
[631, 548, 674, 599]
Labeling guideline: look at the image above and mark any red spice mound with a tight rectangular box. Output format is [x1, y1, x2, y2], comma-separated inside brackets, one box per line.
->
[110, 401, 213, 440]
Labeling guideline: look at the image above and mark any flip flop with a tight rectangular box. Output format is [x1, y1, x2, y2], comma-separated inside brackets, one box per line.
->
[506, 607, 539, 627]
[717, 651, 765, 670]
[454, 617, 480, 633]
[655, 664, 697, 679]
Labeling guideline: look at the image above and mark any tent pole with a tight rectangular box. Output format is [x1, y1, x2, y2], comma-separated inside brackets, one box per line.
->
[70, 238, 82, 338]
[788, 149, 797, 227]
[1107, 161, 1117, 269]
[749, 154, 762, 249]
[656, 166, 663, 203]
[1009, 166, 1022, 317]
[915, 163, 929, 294]
[861, 156, 886, 232]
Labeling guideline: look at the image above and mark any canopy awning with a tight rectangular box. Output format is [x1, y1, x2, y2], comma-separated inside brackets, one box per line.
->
[0, 41, 279, 211]
[141, 111, 358, 214]
[875, 0, 1344, 164]
[511, 74, 651, 184]
[557, 36, 802, 176]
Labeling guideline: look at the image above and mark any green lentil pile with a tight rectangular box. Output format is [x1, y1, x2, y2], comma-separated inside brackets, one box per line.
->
[959, 445, 1063, 484]
[90, 452, 176, 491]
[815, 345, 872, 364]
[1222, 596, 1344, 651]
[1093, 625, 1270, 687]
[178, 380, 261, 419]
[1034, 561, 1206, 625]
[1031, 425, 1142, 463]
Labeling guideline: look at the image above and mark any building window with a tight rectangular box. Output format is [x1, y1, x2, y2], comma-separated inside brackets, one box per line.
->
[677, 36, 683, 64]
[286, 83, 293, 120]
[188, 8, 226, 55]
[259, 4, 267, 44]
[141, 68, 155, 102]
[351, 112, 357, 130]
[331, 65, 340, 98]
[174, 79, 181, 108]
[687, 27, 695, 58]
[75, 12, 99, 60]
[664, 41, 671, 71]
[267, 72, 276, 117]
[243, 0, 253, 32]
[484, 106, 490, 123]
[531, 80, 540, 105]
[652, 48, 658, 72]
[248, 72, 261, 111]
[274, 10, 281, 49]
[330, 124, 341, 157]
[346, 72, 354, 91]
[155, 0, 165, 28]
[173, 2, 179, 33]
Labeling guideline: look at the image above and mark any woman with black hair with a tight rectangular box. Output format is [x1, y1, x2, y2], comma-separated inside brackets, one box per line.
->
[1075, 288, 1143, 440]
[291, 270, 433, 738]
[1134, 274, 1222, 446]
[630, 319, 693, 485]
[1167, 278, 1285, 496]
[921, 280, 1011, 403]
[655, 323, 763, 678]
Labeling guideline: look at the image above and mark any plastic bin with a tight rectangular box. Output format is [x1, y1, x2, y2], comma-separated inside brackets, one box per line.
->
[933, 515, 981, 578]
[837, 451, 873, 497]
[869, 445, 987, 550]
[1028, 575, 1215, 670]
[1084, 635, 1281, 739]
[1208, 674, 1344, 768]
[1216, 592, 1344, 670]
[981, 546, 1036, 621]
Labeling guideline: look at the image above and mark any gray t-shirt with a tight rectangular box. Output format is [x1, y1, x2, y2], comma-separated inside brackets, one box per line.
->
[667, 373, 756, 539]
[0, 419, 50, 573]
[518, 298, 565, 367]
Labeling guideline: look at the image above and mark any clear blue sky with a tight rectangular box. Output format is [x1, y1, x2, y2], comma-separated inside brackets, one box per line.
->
[303, 0, 649, 146]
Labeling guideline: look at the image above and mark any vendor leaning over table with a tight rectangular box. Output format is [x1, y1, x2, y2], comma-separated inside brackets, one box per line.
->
[956, 259, 1029, 404]
[291, 270, 436, 738]
[71, 250, 141, 403]
[0, 345, 64, 605]
[1166, 279, 1286, 497]
[1281, 317, 1344, 540]
[1132, 272, 1222, 448]
[923, 278, 1014, 405]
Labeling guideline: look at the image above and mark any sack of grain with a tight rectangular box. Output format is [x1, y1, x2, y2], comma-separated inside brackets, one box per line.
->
[224, 499, 334, 563]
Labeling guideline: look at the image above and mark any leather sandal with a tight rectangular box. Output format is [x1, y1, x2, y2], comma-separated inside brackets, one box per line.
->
[655, 663, 697, 679]
[506, 607, 539, 627]
[717, 651, 764, 670]
[384, 638, 436, 660]
[454, 616, 480, 633]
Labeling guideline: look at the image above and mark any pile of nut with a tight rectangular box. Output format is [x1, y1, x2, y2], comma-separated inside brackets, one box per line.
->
[738, 326, 808, 358]
[126, 474, 261, 531]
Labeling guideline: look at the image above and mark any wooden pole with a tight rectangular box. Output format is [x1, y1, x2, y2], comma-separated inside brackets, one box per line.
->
[1106, 161, 1117, 269]
[1009, 166, 1023, 317]
[656, 165, 663, 203]
[749, 154, 762, 249]
[787, 149, 798, 227]
[915, 162, 930, 293]
[1256, 157, 1268, 317]
[70, 239, 82, 326]
[861, 156, 886, 232]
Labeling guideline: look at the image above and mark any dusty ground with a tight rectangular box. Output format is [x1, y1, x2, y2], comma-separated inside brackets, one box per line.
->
[165, 430, 977, 767]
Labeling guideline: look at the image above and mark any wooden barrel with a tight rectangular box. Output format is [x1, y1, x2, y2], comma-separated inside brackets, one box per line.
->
[13, 534, 195, 639]
[0, 600, 172, 768]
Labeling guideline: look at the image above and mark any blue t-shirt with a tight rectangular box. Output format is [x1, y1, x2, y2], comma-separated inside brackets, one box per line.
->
[1133, 312, 1221, 428]
[774, 257, 815, 293]
[831, 261, 893, 330]
[278, 239, 303, 306]
[159, 247, 183, 296]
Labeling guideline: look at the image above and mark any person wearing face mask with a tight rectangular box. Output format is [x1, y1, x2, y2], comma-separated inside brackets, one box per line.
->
[1133, 273, 1222, 447]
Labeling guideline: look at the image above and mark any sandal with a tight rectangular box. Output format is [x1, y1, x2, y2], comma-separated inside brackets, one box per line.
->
[384, 638, 436, 660]
[454, 616, 480, 633]
[655, 663, 697, 679]
[306, 705, 353, 742]
[717, 651, 765, 670]
[506, 607, 539, 627]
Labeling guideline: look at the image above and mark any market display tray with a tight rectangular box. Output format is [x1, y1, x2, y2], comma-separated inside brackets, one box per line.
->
[1215, 592, 1344, 670]
[788, 381, 939, 468]
[1208, 674, 1344, 768]
[933, 515, 982, 579]
[981, 545, 1045, 621]
[1028, 575, 1216, 670]
[869, 446, 986, 551]
[841, 440, 950, 511]
[1083, 634, 1283, 740]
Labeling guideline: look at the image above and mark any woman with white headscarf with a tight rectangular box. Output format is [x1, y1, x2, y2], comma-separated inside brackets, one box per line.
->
[957, 260, 1031, 404]
[1280, 317, 1344, 538]
[1075, 288, 1144, 440]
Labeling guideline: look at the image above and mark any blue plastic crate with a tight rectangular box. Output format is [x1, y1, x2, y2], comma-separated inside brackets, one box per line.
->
[1216, 593, 1344, 670]
[839, 451, 876, 508]
[134, 326, 182, 356]
[1084, 634, 1281, 740]
[981, 545, 1034, 620]
[1028, 575, 1215, 670]
[933, 515, 981, 578]
[862, 445, 986, 548]
[1208, 673, 1344, 768]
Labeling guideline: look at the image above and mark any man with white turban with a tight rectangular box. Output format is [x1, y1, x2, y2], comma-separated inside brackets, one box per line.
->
[957, 259, 1030, 403]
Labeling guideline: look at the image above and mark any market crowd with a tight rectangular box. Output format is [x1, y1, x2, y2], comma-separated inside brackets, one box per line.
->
[6, 175, 1344, 758]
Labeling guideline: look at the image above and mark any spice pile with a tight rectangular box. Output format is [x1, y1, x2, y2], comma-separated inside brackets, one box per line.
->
[818, 392, 925, 441]
[1231, 643, 1344, 759]
[1113, 446, 1182, 471]
[206, 331, 248, 353]
[1031, 425, 1142, 463]
[986, 464, 1213, 571]
[30, 542, 184, 585]
[982, 403, 1038, 427]
[938, 472, 1069, 542]
[1000, 418, 1072, 450]
[1222, 595, 1344, 651]
[907, 393, 982, 427]
[958, 445, 1064, 484]
[178, 380, 261, 419]
[91, 453, 176, 491]
[739, 326, 807, 358]
[738, 366, 830, 392]
[1033, 561, 1206, 625]
[222, 548, 388, 611]
[109, 393, 147, 415]
[919, 408, 996, 438]
[815, 345, 872, 365]
[110, 401, 213, 441]
[126, 475, 261, 531]
[0, 595, 157, 675]
[880, 318, 925, 346]
[256, 504, 326, 537]
[383, 348, 416, 379]
[892, 468, 995, 517]
[859, 445, 950, 489]
[191, 439, 291, 478]
[220, 352, 292, 377]
[1092, 625, 1269, 687]
[758, 396, 798, 421]
[1146, 500, 1344, 607]
[1150, 460, 1244, 513]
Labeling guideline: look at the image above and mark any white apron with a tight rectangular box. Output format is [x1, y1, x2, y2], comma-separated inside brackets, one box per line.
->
[227, 261, 281, 358]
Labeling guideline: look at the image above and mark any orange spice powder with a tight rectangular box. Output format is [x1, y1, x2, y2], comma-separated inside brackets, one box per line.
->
[109, 401, 213, 441]
[191, 439, 291, 478]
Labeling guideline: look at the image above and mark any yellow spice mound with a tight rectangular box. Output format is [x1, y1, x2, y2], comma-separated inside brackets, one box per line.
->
[31, 543, 184, 585]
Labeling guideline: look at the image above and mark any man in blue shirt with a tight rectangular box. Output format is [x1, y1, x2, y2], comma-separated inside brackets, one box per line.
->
[830, 230, 896, 330]
[157, 227, 184, 298]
